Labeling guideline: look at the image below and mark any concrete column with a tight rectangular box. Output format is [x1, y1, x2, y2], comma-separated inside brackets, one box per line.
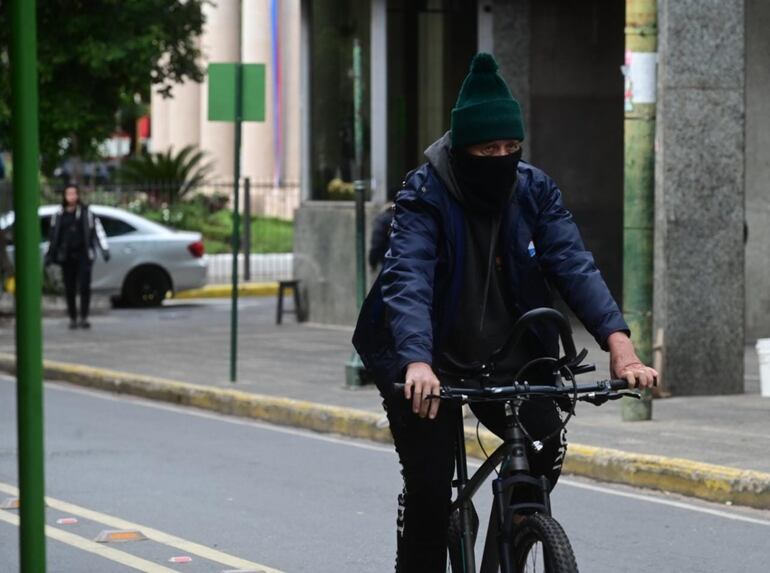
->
[150, 90, 172, 153]
[165, 80, 202, 152]
[241, 0, 273, 182]
[492, 0, 530, 149]
[199, 0, 240, 181]
[655, 0, 746, 394]
[370, 0, 388, 204]
[300, 0, 312, 201]
[283, 0, 302, 186]
[745, 0, 770, 341]
[477, 1, 494, 54]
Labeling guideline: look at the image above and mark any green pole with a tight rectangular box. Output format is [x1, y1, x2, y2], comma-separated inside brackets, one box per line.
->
[10, 0, 47, 570]
[622, 0, 656, 421]
[352, 37, 366, 308]
[352, 37, 364, 181]
[354, 180, 367, 308]
[345, 37, 370, 388]
[230, 61, 243, 383]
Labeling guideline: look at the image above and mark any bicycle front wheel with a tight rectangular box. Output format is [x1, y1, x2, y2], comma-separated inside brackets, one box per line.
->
[510, 513, 578, 573]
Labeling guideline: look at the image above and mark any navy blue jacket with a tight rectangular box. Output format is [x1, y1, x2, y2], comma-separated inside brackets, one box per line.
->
[352, 161, 629, 384]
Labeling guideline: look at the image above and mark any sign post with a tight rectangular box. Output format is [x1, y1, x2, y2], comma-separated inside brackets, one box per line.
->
[208, 63, 266, 382]
[10, 0, 47, 570]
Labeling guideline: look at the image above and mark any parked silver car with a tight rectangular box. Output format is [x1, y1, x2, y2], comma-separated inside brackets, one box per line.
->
[1, 205, 207, 306]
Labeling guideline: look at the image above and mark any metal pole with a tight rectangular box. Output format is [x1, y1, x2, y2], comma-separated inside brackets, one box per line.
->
[10, 0, 47, 570]
[622, 0, 656, 421]
[345, 37, 370, 388]
[352, 37, 364, 182]
[230, 61, 243, 383]
[243, 177, 252, 282]
[354, 180, 367, 308]
[352, 36, 366, 307]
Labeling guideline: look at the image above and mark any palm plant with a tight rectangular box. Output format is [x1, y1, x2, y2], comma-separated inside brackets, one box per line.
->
[119, 145, 215, 203]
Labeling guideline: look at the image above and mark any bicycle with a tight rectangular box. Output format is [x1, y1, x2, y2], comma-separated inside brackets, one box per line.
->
[394, 308, 641, 572]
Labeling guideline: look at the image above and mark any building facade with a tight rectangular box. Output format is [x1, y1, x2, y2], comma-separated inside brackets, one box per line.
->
[296, 0, 770, 396]
[151, 0, 302, 219]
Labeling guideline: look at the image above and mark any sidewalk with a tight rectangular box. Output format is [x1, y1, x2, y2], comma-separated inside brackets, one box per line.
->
[0, 297, 767, 476]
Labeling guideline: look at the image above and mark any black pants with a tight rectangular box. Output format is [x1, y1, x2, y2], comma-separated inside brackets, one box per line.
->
[381, 385, 566, 573]
[61, 255, 92, 322]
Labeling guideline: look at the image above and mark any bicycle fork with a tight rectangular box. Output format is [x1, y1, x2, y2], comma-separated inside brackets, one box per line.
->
[454, 409, 477, 572]
[483, 402, 552, 573]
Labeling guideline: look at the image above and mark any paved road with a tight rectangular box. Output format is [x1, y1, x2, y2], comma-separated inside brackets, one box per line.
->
[1, 377, 769, 572]
[1, 298, 768, 473]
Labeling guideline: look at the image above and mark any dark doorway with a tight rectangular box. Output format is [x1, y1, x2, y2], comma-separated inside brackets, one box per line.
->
[387, 0, 478, 190]
[529, 0, 625, 301]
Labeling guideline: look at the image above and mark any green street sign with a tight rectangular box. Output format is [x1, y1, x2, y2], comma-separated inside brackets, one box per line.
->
[208, 63, 266, 122]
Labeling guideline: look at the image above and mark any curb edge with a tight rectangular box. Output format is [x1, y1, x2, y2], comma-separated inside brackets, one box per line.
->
[1, 353, 768, 510]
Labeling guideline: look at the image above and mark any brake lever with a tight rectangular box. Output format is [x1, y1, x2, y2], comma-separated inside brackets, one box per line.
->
[579, 389, 641, 406]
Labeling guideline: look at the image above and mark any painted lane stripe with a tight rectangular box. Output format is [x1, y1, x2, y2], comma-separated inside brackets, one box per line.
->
[559, 478, 770, 528]
[0, 482, 284, 573]
[26, 380, 770, 528]
[0, 508, 178, 573]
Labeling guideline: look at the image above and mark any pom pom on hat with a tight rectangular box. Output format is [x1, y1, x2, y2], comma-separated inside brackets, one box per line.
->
[470, 53, 499, 74]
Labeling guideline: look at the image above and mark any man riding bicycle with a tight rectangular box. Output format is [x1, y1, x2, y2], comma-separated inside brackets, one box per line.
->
[352, 52, 657, 572]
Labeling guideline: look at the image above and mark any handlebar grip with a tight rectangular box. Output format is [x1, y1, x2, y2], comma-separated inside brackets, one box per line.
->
[608, 379, 629, 391]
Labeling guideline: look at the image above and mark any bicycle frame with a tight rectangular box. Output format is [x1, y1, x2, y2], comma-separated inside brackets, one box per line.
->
[451, 399, 553, 573]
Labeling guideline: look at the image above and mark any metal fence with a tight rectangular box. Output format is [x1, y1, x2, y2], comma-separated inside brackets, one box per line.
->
[0, 179, 299, 284]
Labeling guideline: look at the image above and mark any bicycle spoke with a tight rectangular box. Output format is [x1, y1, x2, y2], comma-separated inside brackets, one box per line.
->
[523, 540, 546, 573]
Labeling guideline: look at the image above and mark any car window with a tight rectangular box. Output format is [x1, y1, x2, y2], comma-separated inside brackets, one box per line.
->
[40, 216, 51, 242]
[99, 215, 136, 237]
[1, 224, 12, 246]
[2, 216, 53, 245]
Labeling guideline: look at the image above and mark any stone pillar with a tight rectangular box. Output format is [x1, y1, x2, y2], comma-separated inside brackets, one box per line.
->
[745, 0, 770, 342]
[199, 0, 240, 181]
[149, 90, 172, 153]
[370, 0, 388, 203]
[283, 0, 302, 186]
[300, 0, 312, 201]
[241, 0, 274, 182]
[492, 0, 530, 150]
[164, 80, 202, 152]
[477, 1, 494, 55]
[655, 0, 746, 394]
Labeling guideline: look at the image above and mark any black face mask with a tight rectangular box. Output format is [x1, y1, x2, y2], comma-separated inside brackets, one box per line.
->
[450, 147, 522, 214]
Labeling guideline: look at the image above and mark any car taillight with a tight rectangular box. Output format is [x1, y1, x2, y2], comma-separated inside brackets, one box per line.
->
[188, 241, 205, 258]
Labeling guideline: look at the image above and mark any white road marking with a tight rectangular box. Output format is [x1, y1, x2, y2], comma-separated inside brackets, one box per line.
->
[0, 482, 285, 573]
[0, 508, 179, 573]
[558, 478, 770, 528]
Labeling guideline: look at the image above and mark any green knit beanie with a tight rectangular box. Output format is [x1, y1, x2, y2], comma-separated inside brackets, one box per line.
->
[450, 53, 525, 149]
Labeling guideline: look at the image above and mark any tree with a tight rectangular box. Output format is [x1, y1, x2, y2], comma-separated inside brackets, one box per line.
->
[0, 0, 206, 174]
[119, 144, 214, 203]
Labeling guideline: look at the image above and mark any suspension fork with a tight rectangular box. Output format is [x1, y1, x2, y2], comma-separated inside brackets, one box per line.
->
[455, 405, 477, 573]
[482, 400, 532, 573]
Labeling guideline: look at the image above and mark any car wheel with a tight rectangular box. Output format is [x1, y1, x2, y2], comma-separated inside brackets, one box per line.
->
[123, 267, 170, 308]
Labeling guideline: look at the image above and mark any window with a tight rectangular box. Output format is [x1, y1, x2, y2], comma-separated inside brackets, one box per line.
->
[40, 216, 51, 242]
[99, 216, 136, 238]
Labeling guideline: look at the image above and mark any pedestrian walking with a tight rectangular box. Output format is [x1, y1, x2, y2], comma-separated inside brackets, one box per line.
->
[353, 53, 657, 572]
[45, 184, 110, 329]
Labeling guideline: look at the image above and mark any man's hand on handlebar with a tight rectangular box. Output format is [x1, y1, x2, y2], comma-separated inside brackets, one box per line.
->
[607, 331, 659, 389]
[404, 362, 441, 420]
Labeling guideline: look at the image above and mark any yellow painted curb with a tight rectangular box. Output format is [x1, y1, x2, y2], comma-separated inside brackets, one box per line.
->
[173, 282, 284, 299]
[1, 352, 769, 510]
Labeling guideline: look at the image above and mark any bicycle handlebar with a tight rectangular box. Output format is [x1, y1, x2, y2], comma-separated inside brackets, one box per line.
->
[393, 379, 628, 401]
[493, 307, 578, 365]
